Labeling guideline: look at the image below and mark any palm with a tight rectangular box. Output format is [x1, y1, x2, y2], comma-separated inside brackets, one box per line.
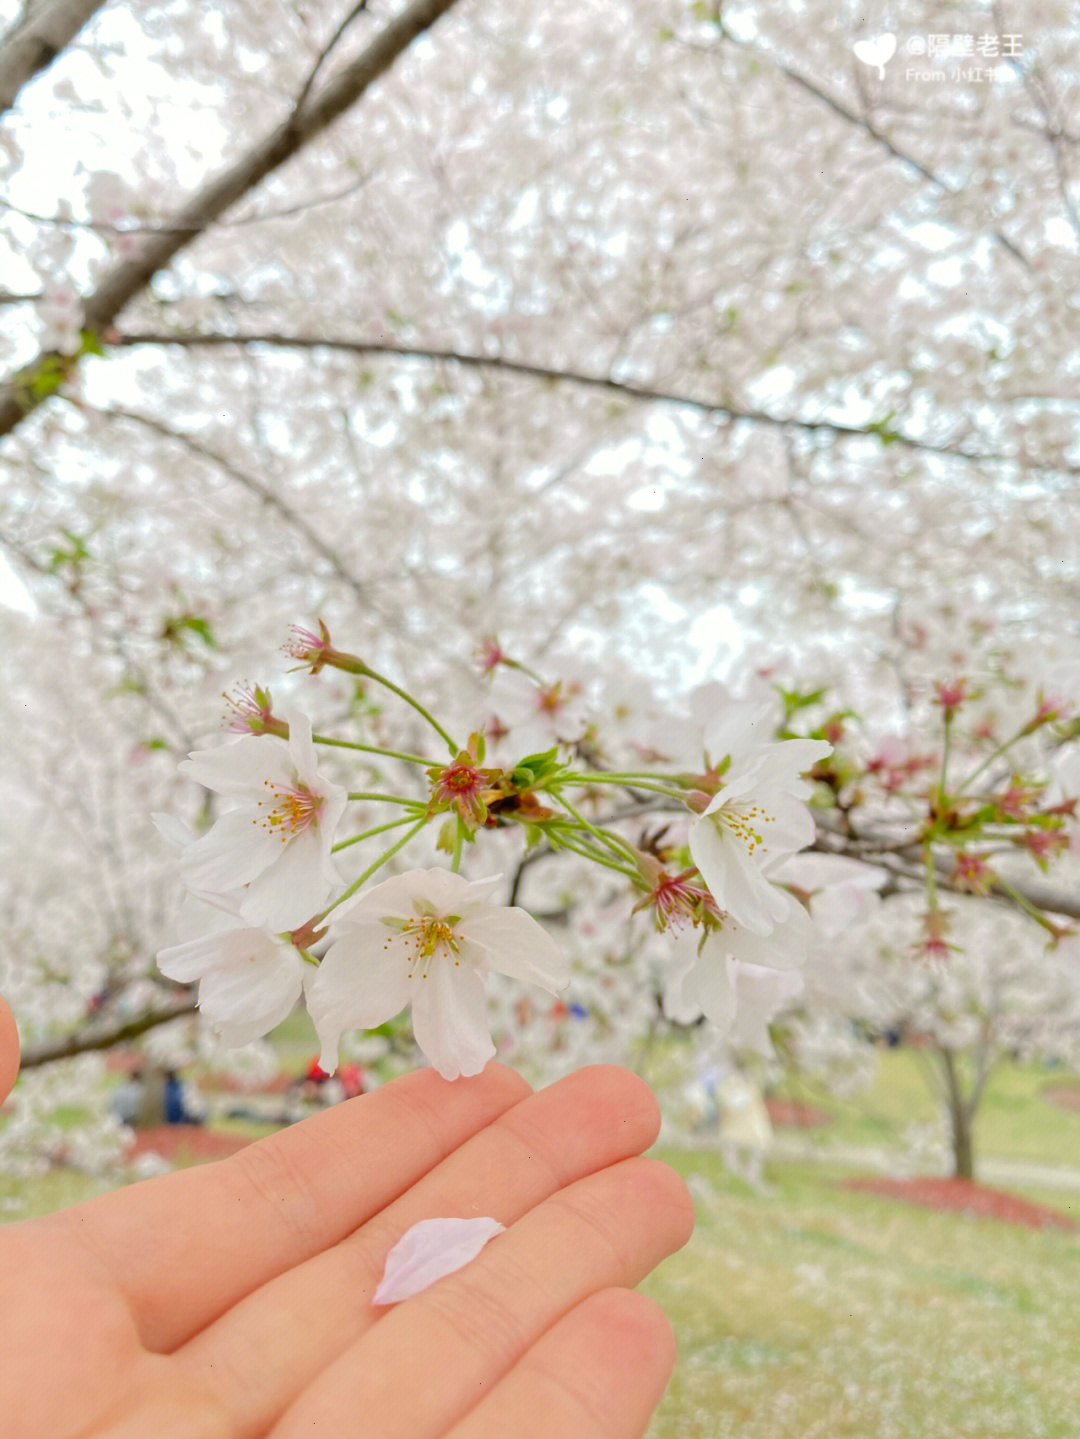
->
[3, 1062, 691, 1439]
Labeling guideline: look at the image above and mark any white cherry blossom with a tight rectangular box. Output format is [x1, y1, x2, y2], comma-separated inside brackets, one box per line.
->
[307, 869, 569, 1080]
[689, 718, 831, 935]
[157, 920, 308, 1049]
[662, 894, 810, 1036]
[174, 707, 347, 932]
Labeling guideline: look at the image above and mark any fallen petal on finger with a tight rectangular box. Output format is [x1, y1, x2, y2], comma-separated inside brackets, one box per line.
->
[373, 1216, 506, 1305]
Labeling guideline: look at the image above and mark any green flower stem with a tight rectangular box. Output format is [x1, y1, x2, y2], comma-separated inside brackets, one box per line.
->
[953, 727, 1030, 798]
[940, 713, 952, 793]
[553, 792, 642, 867]
[313, 733, 432, 766]
[346, 791, 423, 806]
[564, 771, 689, 801]
[353, 661, 459, 756]
[502, 657, 546, 685]
[990, 875, 1064, 936]
[450, 817, 466, 874]
[332, 814, 423, 853]
[548, 827, 640, 878]
[924, 844, 938, 910]
[323, 818, 431, 913]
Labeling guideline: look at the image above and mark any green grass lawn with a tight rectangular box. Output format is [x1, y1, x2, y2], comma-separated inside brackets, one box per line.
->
[642, 1150, 1080, 1439]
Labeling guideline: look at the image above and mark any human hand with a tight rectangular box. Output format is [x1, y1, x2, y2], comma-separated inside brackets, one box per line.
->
[0, 998, 692, 1438]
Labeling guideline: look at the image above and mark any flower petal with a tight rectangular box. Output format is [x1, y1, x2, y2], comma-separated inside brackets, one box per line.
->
[662, 930, 737, 1030]
[411, 959, 494, 1080]
[152, 811, 194, 850]
[239, 829, 339, 931]
[180, 732, 294, 796]
[180, 810, 286, 893]
[196, 944, 304, 1046]
[333, 868, 504, 926]
[158, 926, 304, 1047]
[729, 960, 804, 1053]
[690, 817, 789, 935]
[306, 923, 413, 1072]
[459, 908, 569, 991]
[373, 1216, 505, 1305]
[722, 895, 812, 970]
[702, 699, 777, 769]
[281, 705, 317, 783]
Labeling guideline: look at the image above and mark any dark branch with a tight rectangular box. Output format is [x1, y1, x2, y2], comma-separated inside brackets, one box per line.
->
[0, 172, 376, 238]
[109, 329, 1080, 480]
[19, 995, 198, 1070]
[688, 23, 1031, 272]
[287, 0, 370, 128]
[0, 0, 107, 117]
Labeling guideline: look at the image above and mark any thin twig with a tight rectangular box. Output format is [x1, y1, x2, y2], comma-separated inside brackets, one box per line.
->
[109, 330, 1080, 481]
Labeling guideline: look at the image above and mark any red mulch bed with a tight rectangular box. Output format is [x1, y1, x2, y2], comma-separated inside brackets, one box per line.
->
[765, 1098, 831, 1128]
[1043, 1085, 1080, 1114]
[842, 1175, 1077, 1232]
[199, 1070, 294, 1095]
[125, 1126, 256, 1165]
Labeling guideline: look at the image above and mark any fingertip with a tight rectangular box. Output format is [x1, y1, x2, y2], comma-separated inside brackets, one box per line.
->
[586, 1286, 678, 1378]
[0, 994, 20, 1107]
[565, 1064, 662, 1146]
[633, 1155, 697, 1250]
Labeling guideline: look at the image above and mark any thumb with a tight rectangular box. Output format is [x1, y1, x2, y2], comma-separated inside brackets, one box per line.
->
[0, 995, 20, 1107]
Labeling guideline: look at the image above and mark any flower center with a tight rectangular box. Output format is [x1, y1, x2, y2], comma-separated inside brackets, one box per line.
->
[650, 869, 720, 928]
[716, 800, 773, 858]
[442, 763, 481, 794]
[393, 915, 463, 978]
[256, 778, 323, 842]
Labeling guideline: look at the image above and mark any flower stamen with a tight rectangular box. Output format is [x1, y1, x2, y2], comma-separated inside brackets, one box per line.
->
[386, 915, 465, 977]
[255, 778, 325, 842]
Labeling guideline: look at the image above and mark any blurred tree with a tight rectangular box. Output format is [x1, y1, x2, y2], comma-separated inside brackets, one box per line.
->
[0, 0, 1077, 1144]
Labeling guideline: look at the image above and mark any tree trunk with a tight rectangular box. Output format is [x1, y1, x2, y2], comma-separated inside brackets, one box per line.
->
[939, 1045, 976, 1180]
[948, 1095, 975, 1180]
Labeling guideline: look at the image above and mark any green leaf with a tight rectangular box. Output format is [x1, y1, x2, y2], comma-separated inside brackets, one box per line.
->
[867, 411, 903, 445]
[159, 613, 218, 649]
[28, 355, 69, 400]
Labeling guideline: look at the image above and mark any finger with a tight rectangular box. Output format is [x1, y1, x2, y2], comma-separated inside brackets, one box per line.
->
[269, 1155, 694, 1439]
[181, 1065, 663, 1437]
[52, 1061, 530, 1351]
[0, 995, 19, 1106]
[443, 1288, 677, 1439]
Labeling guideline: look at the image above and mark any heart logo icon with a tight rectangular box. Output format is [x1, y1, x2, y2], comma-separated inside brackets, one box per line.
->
[852, 33, 896, 78]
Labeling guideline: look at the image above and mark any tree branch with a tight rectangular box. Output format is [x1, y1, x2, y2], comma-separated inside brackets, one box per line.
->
[19, 995, 198, 1070]
[683, 24, 1031, 272]
[0, 0, 462, 441]
[287, 0, 370, 127]
[109, 329, 1080, 480]
[86, 402, 374, 609]
[0, 0, 107, 117]
[0, 171, 377, 237]
[863, 852, 1080, 923]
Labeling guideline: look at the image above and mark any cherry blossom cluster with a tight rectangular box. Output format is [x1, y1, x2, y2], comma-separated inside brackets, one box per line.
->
[155, 624, 832, 1079]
